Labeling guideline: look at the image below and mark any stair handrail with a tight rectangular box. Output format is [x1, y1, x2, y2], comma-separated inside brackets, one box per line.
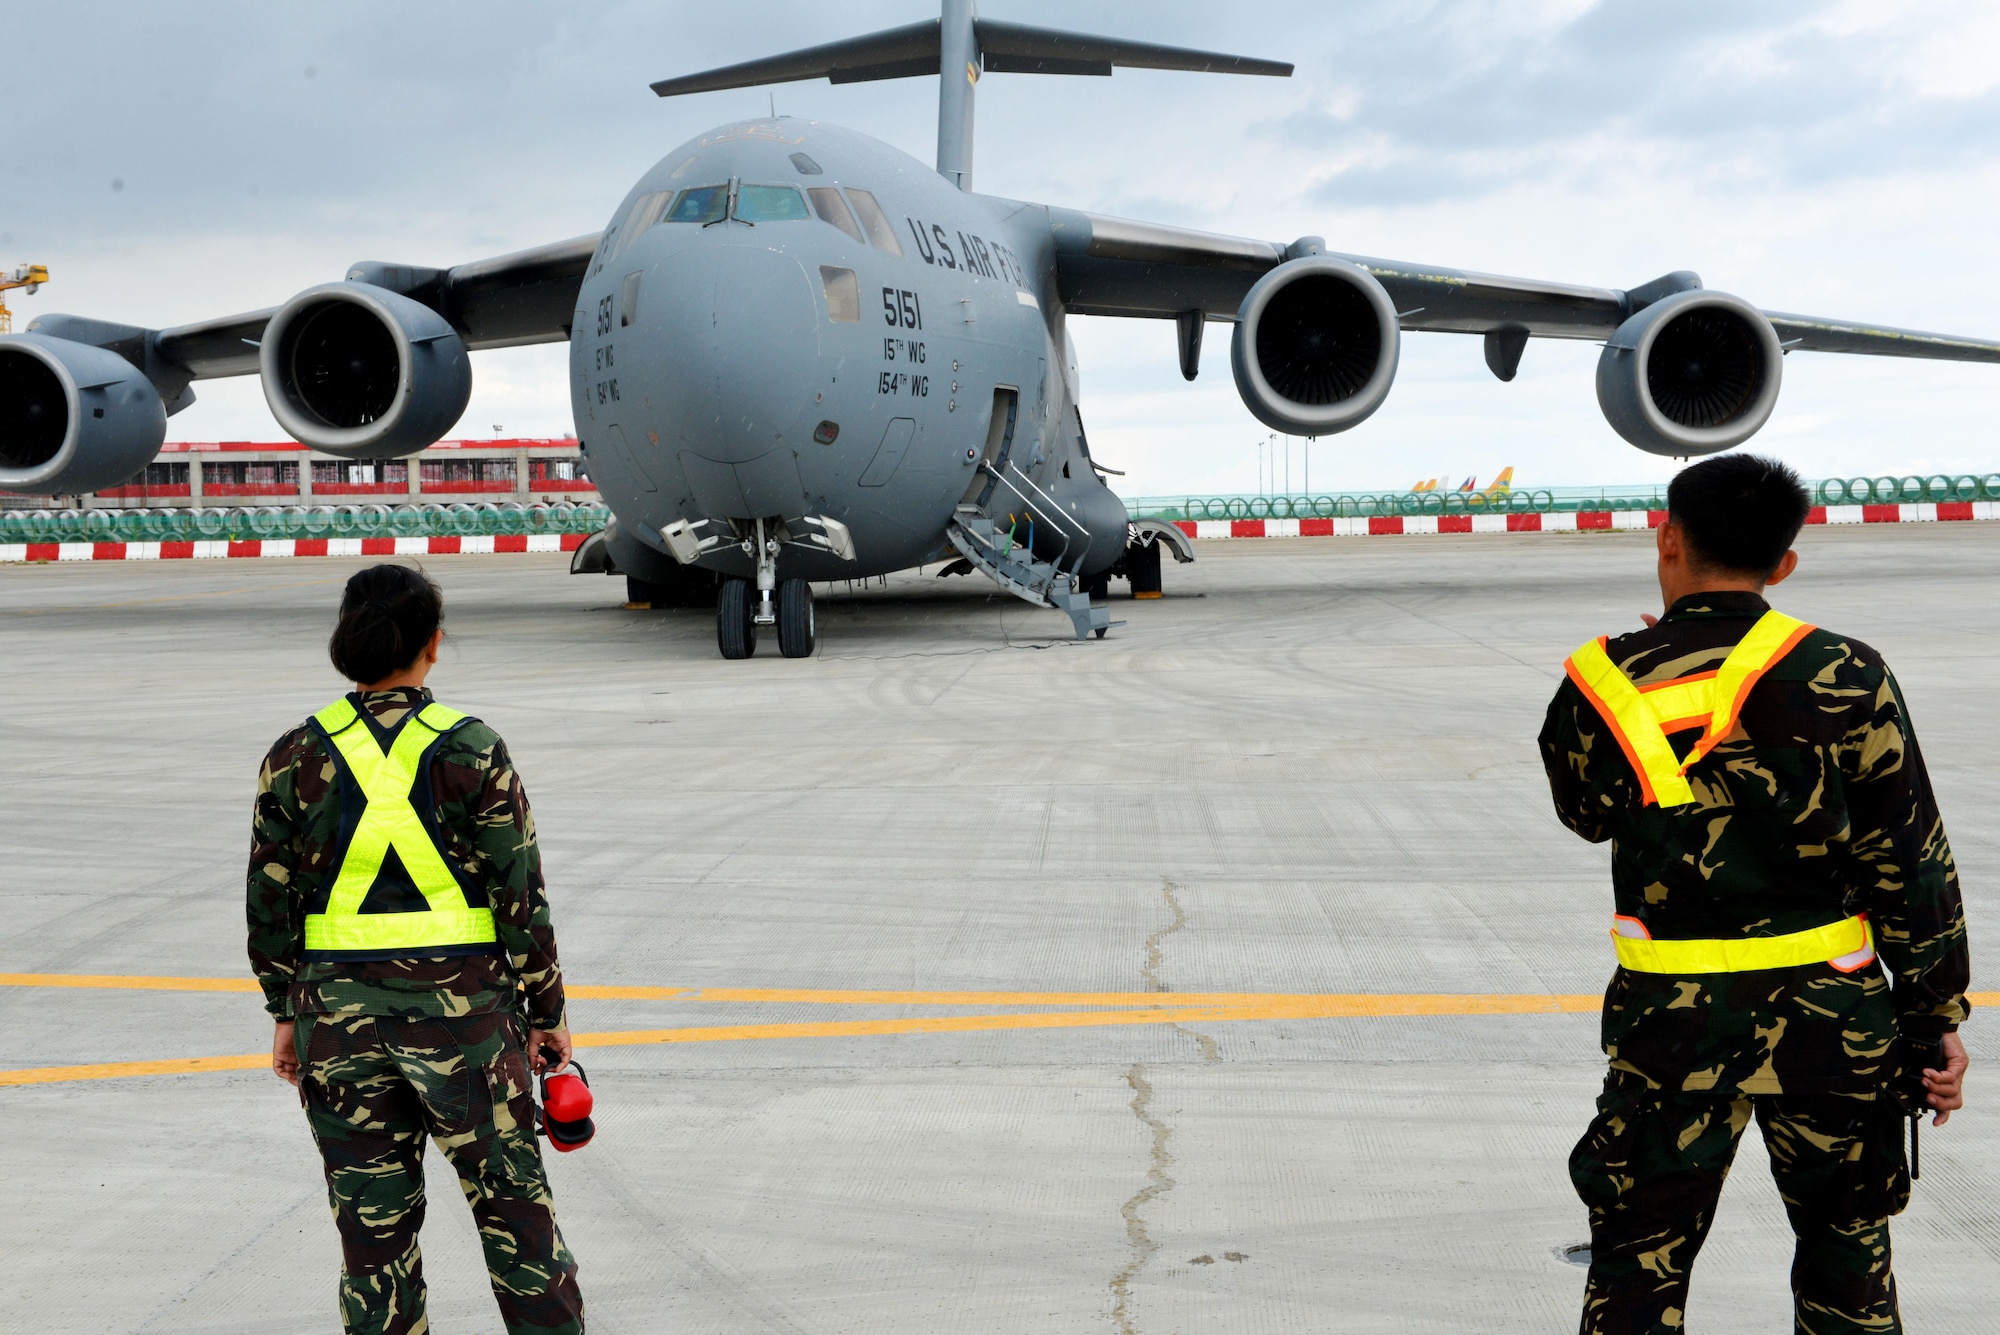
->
[981, 460, 1086, 582]
[947, 519, 1051, 603]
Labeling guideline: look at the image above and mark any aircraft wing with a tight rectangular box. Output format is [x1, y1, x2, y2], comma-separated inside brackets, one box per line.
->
[1761, 312, 2000, 363]
[40, 232, 604, 386]
[1047, 209, 2000, 360]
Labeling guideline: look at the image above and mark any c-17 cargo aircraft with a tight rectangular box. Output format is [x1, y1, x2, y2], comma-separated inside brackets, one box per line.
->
[6, 4, 2000, 659]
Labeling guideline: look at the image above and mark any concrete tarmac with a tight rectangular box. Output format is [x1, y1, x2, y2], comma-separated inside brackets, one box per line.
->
[1, 524, 1994, 1333]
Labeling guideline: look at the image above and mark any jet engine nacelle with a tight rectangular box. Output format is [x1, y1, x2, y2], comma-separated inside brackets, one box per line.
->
[1231, 256, 1401, 436]
[0, 333, 167, 494]
[1596, 290, 1783, 457]
[260, 282, 471, 458]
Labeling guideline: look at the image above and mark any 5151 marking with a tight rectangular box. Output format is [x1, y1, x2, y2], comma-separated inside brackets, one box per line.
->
[882, 287, 923, 330]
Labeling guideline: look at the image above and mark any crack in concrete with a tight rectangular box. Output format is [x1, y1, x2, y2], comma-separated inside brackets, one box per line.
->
[1141, 879, 1221, 1064]
[1110, 877, 1214, 1333]
[1139, 878, 1183, 993]
[1110, 1062, 1173, 1335]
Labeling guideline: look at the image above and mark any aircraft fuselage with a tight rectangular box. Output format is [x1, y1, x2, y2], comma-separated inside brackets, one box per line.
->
[568, 118, 1128, 585]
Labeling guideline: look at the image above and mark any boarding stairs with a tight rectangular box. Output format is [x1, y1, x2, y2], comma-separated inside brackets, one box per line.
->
[945, 462, 1111, 640]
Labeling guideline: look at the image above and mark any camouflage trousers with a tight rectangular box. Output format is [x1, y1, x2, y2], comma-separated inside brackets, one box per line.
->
[1570, 1071, 1910, 1335]
[296, 1011, 585, 1335]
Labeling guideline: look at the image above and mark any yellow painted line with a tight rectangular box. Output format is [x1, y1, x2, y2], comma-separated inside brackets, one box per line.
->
[0, 973, 261, 993]
[6, 973, 1993, 1012]
[0, 1007, 1233, 1088]
[0, 998, 1588, 1088]
[0, 1054, 268, 1087]
[566, 985, 1600, 1009]
[0, 973, 1591, 1011]
[14, 985, 1991, 1088]
[571, 996, 1613, 1046]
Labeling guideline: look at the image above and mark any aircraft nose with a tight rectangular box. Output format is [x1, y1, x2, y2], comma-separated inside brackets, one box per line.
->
[652, 244, 821, 465]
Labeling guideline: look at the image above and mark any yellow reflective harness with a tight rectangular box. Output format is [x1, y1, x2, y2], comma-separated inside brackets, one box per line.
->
[1563, 608, 1816, 809]
[302, 696, 498, 957]
[1563, 609, 1876, 976]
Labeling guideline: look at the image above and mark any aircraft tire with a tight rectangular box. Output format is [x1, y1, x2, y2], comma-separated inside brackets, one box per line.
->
[777, 578, 815, 658]
[717, 578, 757, 659]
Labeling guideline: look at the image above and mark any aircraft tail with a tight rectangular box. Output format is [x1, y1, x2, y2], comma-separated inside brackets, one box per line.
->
[1483, 466, 1516, 495]
[650, 2, 1291, 191]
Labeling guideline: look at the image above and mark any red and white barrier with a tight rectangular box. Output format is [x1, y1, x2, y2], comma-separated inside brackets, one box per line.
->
[1, 534, 586, 563]
[5, 501, 1996, 564]
[1173, 502, 2000, 541]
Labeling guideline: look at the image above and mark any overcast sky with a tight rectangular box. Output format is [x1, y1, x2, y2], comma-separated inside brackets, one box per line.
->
[9, 1, 2000, 495]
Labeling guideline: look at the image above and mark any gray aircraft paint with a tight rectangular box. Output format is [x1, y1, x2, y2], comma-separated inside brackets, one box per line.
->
[570, 119, 1126, 585]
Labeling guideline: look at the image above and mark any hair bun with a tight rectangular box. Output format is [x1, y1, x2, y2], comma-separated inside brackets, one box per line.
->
[328, 564, 444, 685]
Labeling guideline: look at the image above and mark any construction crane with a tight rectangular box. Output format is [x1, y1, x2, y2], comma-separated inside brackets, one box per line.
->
[0, 264, 49, 335]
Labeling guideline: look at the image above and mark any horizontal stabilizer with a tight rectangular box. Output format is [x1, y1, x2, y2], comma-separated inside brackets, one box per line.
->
[651, 18, 1290, 97]
[975, 21, 1291, 78]
[651, 21, 941, 97]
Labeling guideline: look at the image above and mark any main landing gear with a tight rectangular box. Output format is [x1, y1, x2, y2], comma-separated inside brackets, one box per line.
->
[717, 577, 815, 659]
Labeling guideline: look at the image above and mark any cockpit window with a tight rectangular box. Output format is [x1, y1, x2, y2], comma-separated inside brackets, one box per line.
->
[734, 185, 810, 222]
[845, 190, 903, 256]
[808, 187, 864, 243]
[663, 186, 729, 224]
[790, 152, 823, 175]
[601, 190, 671, 263]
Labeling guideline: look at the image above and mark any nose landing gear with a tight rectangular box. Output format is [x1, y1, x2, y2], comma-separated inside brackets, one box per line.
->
[777, 578, 815, 657]
[715, 576, 815, 658]
[717, 578, 757, 659]
[713, 515, 848, 660]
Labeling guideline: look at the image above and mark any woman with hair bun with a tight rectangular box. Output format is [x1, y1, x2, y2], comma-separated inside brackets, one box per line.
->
[245, 562, 586, 1334]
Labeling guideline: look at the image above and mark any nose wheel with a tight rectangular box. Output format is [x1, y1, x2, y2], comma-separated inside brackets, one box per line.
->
[717, 578, 757, 659]
[717, 576, 815, 659]
[777, 578, 815, 658]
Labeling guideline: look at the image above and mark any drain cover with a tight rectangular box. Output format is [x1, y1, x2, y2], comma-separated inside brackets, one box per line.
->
[1558, 1243, 1592, 1266]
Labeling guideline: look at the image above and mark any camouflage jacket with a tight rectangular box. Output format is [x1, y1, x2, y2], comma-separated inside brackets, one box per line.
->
[247, 687, 568, 1029]
[1539, 591, 1969, 1096]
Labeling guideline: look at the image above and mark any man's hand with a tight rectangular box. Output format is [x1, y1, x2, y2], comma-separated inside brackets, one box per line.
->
[1923, 1031, 1969, 1125]
[529, 1025, 572, 1076]
[272, 1020, 300, 1087]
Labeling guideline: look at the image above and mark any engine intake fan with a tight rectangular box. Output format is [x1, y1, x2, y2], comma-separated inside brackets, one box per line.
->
[0, 333, 166, 494]
[260, 282, 472, 458]
[1231, 256, 1400, 436]
[1597, 290, 1783, 456]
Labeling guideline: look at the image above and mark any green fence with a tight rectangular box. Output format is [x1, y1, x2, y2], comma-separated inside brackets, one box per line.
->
[11, 472, 1997, 542]
[0, 502, 612, 545]
[1123, 473, 2000, 522]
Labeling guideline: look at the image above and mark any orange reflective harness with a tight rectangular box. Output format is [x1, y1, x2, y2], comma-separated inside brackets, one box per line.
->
[1562, 609, 1876, 976]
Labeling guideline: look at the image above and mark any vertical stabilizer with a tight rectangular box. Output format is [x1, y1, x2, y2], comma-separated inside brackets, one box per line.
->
[937, 0, 978, 190]
[650, 5, 1291, 193]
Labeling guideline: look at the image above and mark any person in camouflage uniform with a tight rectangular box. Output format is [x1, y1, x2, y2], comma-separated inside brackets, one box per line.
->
[249, 564, 585, 1335]
[1539, 455, 1969, 1335]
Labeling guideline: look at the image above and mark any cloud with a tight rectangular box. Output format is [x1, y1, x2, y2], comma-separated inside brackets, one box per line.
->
[9, 0, 2000, 491]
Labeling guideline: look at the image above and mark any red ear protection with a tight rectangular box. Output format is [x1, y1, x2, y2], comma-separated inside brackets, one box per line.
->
[536, 1054, 594, 1152]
